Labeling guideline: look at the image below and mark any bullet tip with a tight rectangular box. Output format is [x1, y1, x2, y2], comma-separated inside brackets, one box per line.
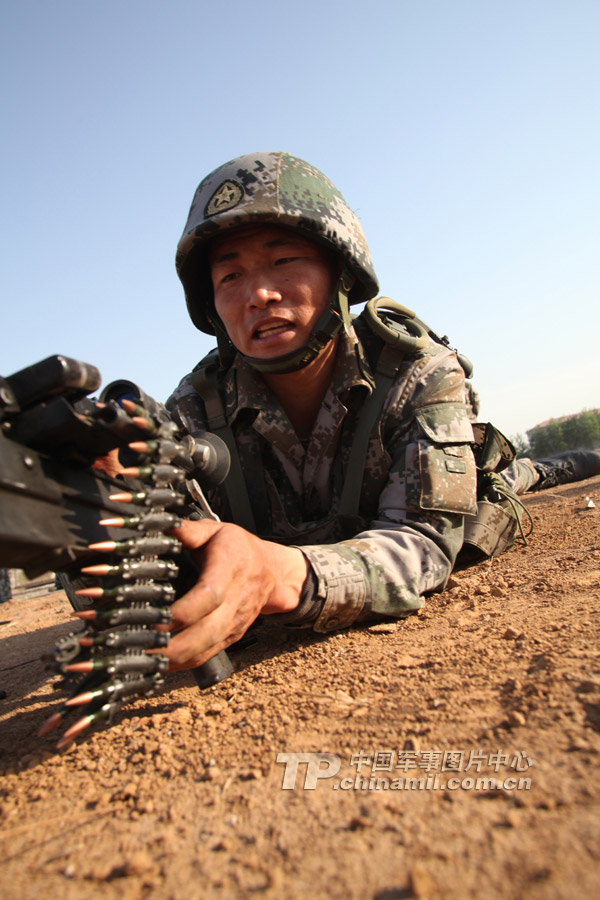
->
[37, 710, 64, 736]
[64, 661, 94, 673]
[57, 715, 94, 747]
[75, 588, 103, 598]
[87, 540, 117, 551]
[65, 692, 94, 707]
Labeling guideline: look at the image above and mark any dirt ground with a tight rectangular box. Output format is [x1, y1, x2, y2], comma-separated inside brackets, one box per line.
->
[0, 476, 599, 900]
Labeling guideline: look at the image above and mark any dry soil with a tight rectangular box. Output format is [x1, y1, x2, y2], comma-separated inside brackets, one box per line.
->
[0, 476, 599, 899]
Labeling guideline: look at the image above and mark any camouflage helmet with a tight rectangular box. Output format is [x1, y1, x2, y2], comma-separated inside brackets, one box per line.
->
[176, 151, 379, 335]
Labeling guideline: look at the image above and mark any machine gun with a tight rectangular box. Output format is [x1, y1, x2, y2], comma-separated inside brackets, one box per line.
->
[0, 354, 233, 747]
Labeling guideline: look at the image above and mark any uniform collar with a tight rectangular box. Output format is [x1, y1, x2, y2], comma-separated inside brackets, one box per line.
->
[226, 326, 374, 422]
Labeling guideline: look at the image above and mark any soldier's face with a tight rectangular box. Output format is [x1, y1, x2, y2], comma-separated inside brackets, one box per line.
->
[210, 225, 340, 359]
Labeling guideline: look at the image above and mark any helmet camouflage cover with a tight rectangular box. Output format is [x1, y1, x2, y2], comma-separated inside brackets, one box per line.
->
[176, 151, 379, 334]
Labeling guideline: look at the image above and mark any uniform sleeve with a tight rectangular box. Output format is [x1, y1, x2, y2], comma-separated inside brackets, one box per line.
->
[299, 350, 478, 632]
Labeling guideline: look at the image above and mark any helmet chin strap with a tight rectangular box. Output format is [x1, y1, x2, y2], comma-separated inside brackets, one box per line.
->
[213, 278, 352, 375]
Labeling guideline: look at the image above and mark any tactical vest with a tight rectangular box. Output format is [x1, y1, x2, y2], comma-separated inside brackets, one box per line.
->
[188, 298, 526, 568]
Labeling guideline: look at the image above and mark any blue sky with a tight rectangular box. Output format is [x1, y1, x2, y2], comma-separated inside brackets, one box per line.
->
[1, 0, 598, 439]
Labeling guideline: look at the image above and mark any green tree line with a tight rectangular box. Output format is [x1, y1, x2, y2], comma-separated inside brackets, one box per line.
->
[514, 410, 600, 459]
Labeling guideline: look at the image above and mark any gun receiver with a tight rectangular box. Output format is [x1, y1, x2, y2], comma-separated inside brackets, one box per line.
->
[0, 354, 234, 746]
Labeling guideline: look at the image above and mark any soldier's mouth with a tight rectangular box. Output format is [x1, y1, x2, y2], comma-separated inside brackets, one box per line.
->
[254, 323, 295, 340]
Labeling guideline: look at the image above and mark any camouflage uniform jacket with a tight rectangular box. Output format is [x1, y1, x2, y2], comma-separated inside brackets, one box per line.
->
[166, 318, 477, 632]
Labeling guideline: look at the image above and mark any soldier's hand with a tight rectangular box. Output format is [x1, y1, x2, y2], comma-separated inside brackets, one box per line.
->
[91, 447, 125, 478]
[162, 519, 308, 670]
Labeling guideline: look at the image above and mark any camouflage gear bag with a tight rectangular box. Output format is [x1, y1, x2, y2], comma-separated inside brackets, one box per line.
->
[456, 423, 533, 567]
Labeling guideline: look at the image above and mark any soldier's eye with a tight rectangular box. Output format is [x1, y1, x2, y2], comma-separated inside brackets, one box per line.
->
[274, 256, 299, 266]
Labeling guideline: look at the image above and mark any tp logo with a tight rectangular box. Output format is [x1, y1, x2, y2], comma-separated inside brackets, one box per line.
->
[276, 753, 341, 789]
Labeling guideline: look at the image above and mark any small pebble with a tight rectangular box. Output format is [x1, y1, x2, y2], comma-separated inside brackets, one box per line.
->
[410, 863, 437, 898]
[503, 627, 523, 641]
[124, 850, 153, 876]
[507, 710, 526, 727]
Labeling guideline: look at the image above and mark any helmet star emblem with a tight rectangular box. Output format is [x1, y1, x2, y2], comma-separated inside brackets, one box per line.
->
[205, 180, 244, 216]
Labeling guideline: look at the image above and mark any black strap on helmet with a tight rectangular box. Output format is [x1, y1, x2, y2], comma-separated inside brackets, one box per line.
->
[212, 279, 352, 376]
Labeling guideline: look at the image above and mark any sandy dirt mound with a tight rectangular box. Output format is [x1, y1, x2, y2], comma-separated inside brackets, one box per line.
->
[1, 477, 599, 899]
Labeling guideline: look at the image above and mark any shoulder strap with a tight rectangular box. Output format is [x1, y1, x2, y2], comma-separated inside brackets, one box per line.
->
[189, 361, 260, 533]
[339, 297, 445, 525]
[337, 342, 404, 526]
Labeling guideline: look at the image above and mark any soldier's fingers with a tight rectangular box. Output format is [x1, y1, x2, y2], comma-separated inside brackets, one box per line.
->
[163, 602, 243, 670]
[170, 517, 224, 550]
[162, 618, 223, 669]
[167, 583, 222, 631]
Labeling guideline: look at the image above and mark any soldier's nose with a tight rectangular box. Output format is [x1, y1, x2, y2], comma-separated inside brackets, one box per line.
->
[249, 287, 283, 308]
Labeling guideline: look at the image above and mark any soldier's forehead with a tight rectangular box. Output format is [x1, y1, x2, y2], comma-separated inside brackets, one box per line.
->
[209, 224, 321, 261]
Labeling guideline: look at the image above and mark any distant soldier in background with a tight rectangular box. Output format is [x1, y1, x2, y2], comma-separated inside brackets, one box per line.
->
[464, 381, 600, 494]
